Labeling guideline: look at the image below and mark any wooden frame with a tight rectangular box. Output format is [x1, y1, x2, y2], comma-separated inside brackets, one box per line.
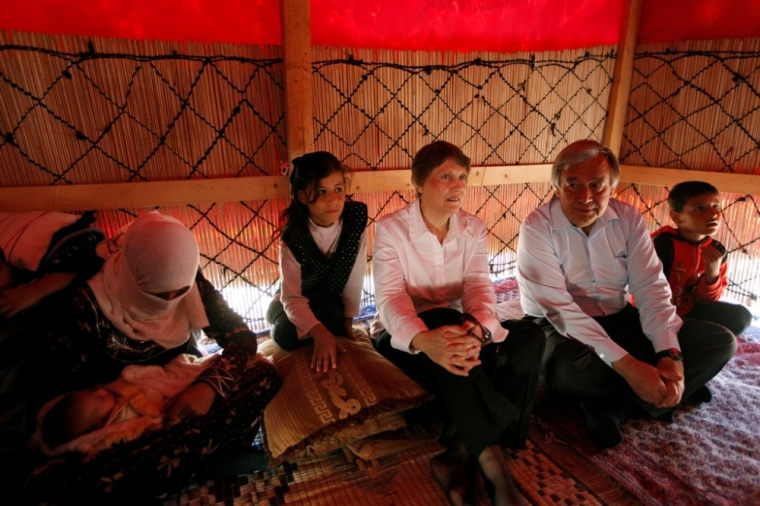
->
[2, 164, 757, 212]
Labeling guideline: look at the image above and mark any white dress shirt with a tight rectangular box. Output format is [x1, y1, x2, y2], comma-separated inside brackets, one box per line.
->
[373, 199, 508, 353]
[517, 198, 682, 366]
[280, 217, 368, 337]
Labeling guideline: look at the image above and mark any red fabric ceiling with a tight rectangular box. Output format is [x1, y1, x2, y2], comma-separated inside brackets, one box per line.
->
[1, 0, 760, 52]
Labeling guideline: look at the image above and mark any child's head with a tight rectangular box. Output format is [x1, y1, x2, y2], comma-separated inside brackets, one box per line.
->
[0, 249, 12, 291]
[41, 388, 117, 448]
[282, 152, 352, 230]
[668, 181, 722, 240]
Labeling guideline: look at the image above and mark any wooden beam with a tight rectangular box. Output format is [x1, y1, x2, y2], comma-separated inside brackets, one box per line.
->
[0, 176, 289, 212]
[281, 0, 314, 163]
[602, 0, 644, 157]
[2, 165, 758, 212]
[620, 166, 760, 195]
[481, 164, 553, 186]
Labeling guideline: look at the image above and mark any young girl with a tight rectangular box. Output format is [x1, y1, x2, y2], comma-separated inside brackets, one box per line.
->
[267, 152, 368, 373]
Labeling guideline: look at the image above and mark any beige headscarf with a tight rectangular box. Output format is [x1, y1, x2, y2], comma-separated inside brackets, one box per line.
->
[87, 212, 210, 349]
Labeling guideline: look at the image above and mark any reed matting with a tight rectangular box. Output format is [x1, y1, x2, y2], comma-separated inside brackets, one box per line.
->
[166, 422, 641, 506]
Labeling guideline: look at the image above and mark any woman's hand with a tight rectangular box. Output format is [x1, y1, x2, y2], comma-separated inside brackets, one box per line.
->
[411, 325, 482, 376]
[309, 323, 343, 373]
[164, 382, 217, 423]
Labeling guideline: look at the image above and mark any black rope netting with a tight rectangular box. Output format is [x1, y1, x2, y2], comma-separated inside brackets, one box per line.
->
[312, 51, 614, 308]
[1, 41, 758, 329]
[619, 48, 760, 305]
[0, 44, 286, 184]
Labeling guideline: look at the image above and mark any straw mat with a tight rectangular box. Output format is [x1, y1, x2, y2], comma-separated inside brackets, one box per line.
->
[167, 421, 641, 506]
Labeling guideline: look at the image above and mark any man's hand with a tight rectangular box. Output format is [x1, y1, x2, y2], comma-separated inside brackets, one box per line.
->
[702, 245, 722, 285]
[655, 357, 684, 408]
[310, 324, 342, 373]
[612, 354, 669, 405]
[411, 325, 482, 376]
[164, 382, 216, 422]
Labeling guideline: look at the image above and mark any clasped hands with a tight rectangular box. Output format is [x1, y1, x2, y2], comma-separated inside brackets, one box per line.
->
[410, 320, 486, 376]
[612, 354, 685, 409]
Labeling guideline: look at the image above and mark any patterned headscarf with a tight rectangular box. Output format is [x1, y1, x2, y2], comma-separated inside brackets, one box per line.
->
[88, 212, 210, 349]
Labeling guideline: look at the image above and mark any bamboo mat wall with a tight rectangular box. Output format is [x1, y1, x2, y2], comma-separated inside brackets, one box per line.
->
[1, 33, 759, 328]
[620, 38, 760, 308]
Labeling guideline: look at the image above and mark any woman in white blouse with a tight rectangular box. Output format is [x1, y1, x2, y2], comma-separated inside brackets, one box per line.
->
[373, 141, 544, 506]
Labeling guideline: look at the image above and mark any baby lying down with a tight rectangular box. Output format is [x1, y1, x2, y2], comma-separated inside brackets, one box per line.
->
[32, 354, 217, 456]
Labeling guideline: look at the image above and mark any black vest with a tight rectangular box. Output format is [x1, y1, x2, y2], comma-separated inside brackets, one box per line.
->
[282, 201, 368, 299]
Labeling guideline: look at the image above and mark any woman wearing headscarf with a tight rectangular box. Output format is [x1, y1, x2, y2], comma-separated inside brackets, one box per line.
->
[24, 212, 281, 504]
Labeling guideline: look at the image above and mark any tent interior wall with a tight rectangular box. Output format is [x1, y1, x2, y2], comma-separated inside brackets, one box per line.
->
[1, 0, 760, 332]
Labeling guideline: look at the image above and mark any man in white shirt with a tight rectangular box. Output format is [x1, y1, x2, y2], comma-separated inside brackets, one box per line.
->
[517, 139, 736, 448]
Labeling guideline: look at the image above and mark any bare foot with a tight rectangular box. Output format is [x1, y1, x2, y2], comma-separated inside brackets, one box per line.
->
[431, 443, 472, 506]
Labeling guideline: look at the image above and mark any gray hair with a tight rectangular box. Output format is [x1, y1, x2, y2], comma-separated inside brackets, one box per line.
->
[551, 140, 620, 190]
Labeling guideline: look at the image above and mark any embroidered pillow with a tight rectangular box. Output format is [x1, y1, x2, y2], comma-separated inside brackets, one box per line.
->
[259, 336, 431, 465]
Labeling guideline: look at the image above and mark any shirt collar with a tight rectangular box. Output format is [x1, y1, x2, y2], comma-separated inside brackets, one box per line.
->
[549, 197, 620, 233]
[407, 199, 471, 242]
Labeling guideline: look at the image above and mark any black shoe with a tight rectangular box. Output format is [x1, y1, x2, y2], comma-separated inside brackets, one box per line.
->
[688, 385, 713, 404]
[580, 401, 623, 449]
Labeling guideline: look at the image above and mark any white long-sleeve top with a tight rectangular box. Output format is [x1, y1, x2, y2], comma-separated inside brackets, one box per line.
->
[373, 199, 508, 353]
[517, 198, 682, 367]
[280, 217, 368, 337]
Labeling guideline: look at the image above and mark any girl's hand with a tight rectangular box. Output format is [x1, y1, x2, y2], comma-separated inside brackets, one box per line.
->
[164, 382, 216, 422]
[310, 324, 343, 373]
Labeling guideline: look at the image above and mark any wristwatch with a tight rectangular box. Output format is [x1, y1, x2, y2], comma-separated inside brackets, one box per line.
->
[654, 348, 683, 362]
[461, 313, 492, 346]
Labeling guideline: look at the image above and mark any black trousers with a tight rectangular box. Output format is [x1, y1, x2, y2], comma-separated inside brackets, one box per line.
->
[532, 304, 737, 418]
[687, 300, 753, 336]
[374, 308, 545, 458]
[266, 293, 347, 351]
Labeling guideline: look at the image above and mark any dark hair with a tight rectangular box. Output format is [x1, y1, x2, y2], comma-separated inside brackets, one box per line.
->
[278, 152, 352, 236]
[667, 181, 720, 213]
[551, 139, 620, 189]
[41, 393, 90, 448]
[411, 141, 471, 189]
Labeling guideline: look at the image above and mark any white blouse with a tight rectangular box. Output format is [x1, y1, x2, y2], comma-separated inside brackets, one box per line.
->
[373, 199, 508, 353]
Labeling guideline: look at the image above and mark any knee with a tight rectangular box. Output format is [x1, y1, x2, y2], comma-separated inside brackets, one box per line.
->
[418, 307, 463, 329]
[733, 306, 754, 336]
[270, 323, 301, 351]
[500, 320, 546, 356]
[544, 348, 614, 397]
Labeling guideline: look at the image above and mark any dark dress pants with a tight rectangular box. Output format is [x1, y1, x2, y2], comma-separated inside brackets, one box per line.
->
[687, 300, 753, 337]
[374, 308, 545, 458]
[532, 304, 737, 419]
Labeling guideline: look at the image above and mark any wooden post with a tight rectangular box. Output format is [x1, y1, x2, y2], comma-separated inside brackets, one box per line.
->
[602, 0, 644, 157]
[281, 0, 314, 164]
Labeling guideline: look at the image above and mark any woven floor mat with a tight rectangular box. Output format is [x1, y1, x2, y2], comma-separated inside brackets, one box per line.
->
[168, 421, 640, 506]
